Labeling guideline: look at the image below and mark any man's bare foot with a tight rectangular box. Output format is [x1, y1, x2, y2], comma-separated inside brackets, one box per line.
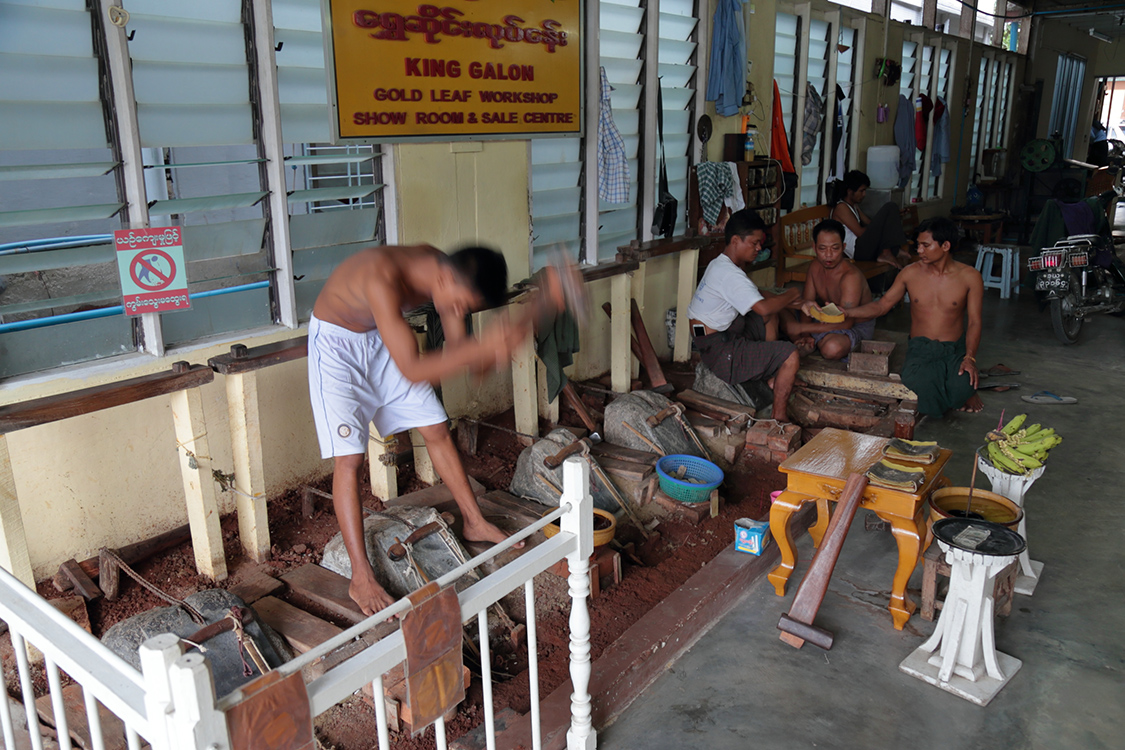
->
[350, 570, 397, 617]
[795, 336, 816, 356]
[958, 394, 985, 413]
[463, 516, 525, 549]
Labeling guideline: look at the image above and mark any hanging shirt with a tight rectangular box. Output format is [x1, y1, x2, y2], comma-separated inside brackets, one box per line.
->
[724, 162, 746, 213]
[894, 94, 916, 188]
[931, 98, 951, 177]
[597, 66, 630, 204]
[802, 83, 824, 166]
[705, 0, 748, 117]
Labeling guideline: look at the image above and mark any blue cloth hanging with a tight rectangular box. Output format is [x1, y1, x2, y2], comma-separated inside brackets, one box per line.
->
[705, 0, 747, 118]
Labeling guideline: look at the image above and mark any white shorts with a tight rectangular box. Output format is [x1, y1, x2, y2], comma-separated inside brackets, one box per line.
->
[308, 314, 448, 459]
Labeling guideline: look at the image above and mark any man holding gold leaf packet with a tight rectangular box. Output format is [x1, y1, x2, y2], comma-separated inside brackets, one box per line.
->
[784, 218, 877, 361]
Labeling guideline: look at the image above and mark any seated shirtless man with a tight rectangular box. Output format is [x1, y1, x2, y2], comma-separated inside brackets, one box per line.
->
[782, 218, 876, 360]
[825, 217, 984, 417]
[309, 245, 532, 615]
[687, 209, 804, 421]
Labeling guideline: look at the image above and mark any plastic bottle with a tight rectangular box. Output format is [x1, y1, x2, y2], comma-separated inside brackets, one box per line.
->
[744, 127, 757, 161]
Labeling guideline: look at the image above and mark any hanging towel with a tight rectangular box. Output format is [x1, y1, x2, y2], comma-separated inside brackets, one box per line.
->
[771, 80, 798, 210]
[894, 94, 916, 188]
[801, 83, 824, 166]
[724, 162, 745, 213]
[536, 310, 581, 403]
[705, 0, 748, 117]
[695, 162, 736, 225]
[598, 66, 630, 203]
[914, 93, 933, 149]
[771, 81, 796, 173]
[931, 97, 951, 177]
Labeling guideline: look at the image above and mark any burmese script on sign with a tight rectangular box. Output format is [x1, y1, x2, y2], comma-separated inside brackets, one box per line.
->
[327, 0, 582, 139]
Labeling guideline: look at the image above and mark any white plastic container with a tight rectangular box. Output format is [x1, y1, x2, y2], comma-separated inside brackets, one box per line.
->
[866, 145, 900, 189]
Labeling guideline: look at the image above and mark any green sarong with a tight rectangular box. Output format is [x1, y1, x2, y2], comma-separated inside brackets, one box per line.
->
[900, 336, 975, 417]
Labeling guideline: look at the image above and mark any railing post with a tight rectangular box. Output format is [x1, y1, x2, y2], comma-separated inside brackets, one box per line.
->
[166, 652, 228, 750]
[139, 634, 184, 750]
[560, 458, 596, 750]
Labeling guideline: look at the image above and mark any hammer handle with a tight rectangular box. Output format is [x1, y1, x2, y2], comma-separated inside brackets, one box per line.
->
[403, 520, 444, 547]
[646, 405, 679, 428]
[544, 439, 589, 469]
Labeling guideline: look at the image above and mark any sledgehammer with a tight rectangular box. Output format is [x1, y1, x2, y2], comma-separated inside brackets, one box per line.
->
[777, 473, 869, 650]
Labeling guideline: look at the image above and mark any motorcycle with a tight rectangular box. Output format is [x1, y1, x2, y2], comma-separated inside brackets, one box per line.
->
[1028, 234, 1125, 344]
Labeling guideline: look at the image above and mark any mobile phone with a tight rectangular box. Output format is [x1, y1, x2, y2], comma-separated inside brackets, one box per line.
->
[692, 324, 707, 337]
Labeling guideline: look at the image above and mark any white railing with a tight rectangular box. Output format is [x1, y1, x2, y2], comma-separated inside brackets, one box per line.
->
[0, 457, 598, 750]
[0, 568, 156, 750]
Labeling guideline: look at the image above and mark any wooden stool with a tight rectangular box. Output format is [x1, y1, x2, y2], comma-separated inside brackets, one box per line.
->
[920, 543, 1017, 622]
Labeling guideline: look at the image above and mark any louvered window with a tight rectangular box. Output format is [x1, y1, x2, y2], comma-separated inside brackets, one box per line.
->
[831, 25, 858, 181]
[274, 0, 387, 322]
[773, 11, 800, 189]
[926, 47, 953, 199]
[529, 0, 699, 269]
[0, 0, 131, 378]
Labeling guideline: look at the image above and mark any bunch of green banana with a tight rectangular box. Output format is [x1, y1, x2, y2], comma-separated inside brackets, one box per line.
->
[983, 414, 1063, 475]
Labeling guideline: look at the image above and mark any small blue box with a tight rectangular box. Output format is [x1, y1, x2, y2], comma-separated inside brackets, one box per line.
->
[735, 518, 770, 555]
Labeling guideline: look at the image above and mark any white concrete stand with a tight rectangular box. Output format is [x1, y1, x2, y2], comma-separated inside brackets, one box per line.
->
[978, 456, 1045, 596]
[900, 539, 1022, 706]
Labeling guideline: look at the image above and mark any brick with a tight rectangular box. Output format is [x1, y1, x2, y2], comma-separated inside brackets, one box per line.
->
[744, 445, 773, 462]
[723, 443, 743, 464]
[771, 449, 792, 464]
[745, 421, 773, 446]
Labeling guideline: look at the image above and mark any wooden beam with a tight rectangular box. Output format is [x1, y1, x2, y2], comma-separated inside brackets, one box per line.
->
[367, 427, 398, 501]
[207, 338, 307, 375]
[0, 433, 34, 589]
[674, 247, 699, 362]
[253, 596, 343, 653]
[224, 371, 270, 563]
[0, 363, 214, 433]
[630, 262, 648, 379]
[170, 387, 227, 581]
[797, 367, 917, 401]
[410, 429, 438, 485]
[610, 272, 632, 394]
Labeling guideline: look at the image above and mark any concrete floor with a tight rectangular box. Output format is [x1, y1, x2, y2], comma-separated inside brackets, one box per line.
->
[599, 278, 1125, 750]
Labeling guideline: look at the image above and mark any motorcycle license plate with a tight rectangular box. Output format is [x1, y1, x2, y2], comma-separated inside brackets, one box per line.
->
[1036, 271, 1068, 291]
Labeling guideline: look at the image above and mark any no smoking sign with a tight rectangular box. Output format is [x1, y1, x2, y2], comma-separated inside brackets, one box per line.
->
[115, 228, 192, 315]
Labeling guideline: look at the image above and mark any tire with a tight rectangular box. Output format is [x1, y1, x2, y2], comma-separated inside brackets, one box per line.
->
[1050, 295, 1083, 344]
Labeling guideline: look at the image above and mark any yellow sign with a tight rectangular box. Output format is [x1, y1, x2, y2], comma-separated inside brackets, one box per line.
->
[326, 0, 583, 140]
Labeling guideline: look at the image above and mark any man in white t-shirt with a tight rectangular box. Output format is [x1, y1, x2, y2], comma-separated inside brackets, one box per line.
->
[687, 209, 803, 422]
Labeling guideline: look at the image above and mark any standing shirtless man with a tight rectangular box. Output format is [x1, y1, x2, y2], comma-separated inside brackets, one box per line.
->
[782, 219, 875, 360]
[827, 217, 983, 416]
[309, 245, 533, 615]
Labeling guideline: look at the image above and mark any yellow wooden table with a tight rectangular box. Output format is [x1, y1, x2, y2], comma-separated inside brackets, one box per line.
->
[767, 427, 952, 630]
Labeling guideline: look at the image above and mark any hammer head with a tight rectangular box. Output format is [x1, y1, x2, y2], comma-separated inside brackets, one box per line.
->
[387, 537, 406, 562]
[777, 613, 835, 651]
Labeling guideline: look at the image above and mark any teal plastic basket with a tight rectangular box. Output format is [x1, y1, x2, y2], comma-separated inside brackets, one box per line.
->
[655, 455, 724, 503]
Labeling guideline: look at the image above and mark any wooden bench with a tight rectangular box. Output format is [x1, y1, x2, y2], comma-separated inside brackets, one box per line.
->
[777, 204, 920, 284]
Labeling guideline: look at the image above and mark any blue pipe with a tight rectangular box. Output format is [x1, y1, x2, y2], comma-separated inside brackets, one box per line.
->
[0, 280, 271, 334]
[0, 235, 113, 256]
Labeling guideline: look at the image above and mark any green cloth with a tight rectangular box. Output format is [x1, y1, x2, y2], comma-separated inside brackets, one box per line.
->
[536, 310, 580, 403]
[900, 336, 975, 418]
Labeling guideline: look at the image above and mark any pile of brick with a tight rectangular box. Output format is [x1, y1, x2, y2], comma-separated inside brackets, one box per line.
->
[743, 421, 802, 465]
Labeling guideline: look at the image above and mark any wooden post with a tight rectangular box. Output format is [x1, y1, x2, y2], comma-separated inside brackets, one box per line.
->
[674, 248, 699, 362]
[512, 314, 539, 444]
[629, 262, 647, 378]
[410, 429, 438, 485]
[537, 360, 559, 425]
[169, 387, 227, 582]
[367, 427, 398, 500]
[610, 272, 632, 393]
[225, 371, 270, 563]
[0, 434, 34, 589]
